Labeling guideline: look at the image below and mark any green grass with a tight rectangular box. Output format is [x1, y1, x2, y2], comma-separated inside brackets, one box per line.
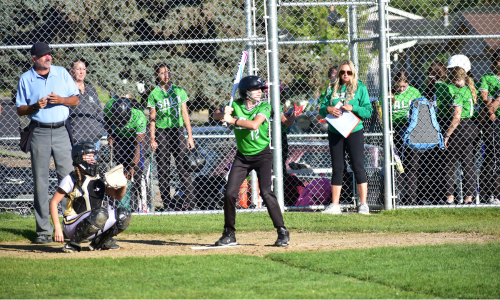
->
[1, 243, 499, 298]
[267, 242, 500, 299]
[0, 254, 428, 299]
[1, 208, 500, 242]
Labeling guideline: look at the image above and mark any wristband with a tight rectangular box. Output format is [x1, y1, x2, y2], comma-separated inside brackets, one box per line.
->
[32, 104, 39, 111]
[234, 119, 238, 126]
[444, 134, 450, 138]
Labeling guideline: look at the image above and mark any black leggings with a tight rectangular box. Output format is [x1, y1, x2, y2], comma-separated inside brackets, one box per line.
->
[328, 130, 367, 185]
[224, 147, 284, 232]
[155, 127, 195, 208]
[443, 118, 478, 197]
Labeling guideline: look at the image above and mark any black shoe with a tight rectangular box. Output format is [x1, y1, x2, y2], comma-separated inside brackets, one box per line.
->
[62, 242, 81, 253]
[215, 228, 237, 246]
[90, 238, 118, 251]
[275, 227, 290, 247]
[34, 235, 54, 244]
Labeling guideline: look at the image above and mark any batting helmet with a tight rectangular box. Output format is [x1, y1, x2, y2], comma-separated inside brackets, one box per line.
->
[110, 98, 132, 127]
[238, 75, 266, 99]
[72, 142, 99, 177]
[183, 149, 206, 173]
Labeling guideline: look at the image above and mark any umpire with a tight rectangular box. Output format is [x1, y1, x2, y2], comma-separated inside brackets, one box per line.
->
[16, 42, 79, 244]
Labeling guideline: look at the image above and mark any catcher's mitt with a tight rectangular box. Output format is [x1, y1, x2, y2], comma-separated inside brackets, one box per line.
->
[104, 164, 127, 188]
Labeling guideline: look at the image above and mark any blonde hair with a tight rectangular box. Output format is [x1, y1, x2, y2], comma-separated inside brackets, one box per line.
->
[450, 67, 477, 104]
[327, 59, 358, 103]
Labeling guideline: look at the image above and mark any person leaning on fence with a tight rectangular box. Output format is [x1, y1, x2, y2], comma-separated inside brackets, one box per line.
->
[318, 59, 373, 215]
[147, 62, 196, 211]
[212, 75, 290, 247]
[104, 98, 146, 210]
[441, 55, 480, 204]
[389, 70, 424, 205]
[16, 42, 80, 244]
[478, 49, 500, 204]
[49, 142, 130, 252]
[68, 60, 105, 148]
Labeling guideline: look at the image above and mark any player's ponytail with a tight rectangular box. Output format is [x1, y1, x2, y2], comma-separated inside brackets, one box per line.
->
[465, 71, 477, 105]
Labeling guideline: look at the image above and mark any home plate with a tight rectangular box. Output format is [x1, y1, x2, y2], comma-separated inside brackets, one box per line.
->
[190, 245, 242, 250]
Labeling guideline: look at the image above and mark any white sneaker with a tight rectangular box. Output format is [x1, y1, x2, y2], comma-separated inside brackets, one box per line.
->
[358, 203, 370, 215]
[490, 197, 500, 205]
[322, 204, 342, 214]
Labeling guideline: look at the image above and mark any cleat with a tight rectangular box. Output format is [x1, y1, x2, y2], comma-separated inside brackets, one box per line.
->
[274, 227, 290, 247]
[358, 203, 370, 215]
[62, 242, 81, 253]
[214, 228, 237, 246]
[322, 204, 341, 214]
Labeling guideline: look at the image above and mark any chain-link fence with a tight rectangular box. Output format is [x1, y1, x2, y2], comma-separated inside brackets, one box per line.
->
[0, 0, 499, 217]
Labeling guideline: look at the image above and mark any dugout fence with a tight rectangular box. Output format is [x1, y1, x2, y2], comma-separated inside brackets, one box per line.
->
[0, 0, 499, 216]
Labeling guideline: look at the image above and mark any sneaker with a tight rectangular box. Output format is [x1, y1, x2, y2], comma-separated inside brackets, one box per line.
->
[358, 203, 370, 215]
[274, 227, 290, 247]
[62, 242, 81, 253]
[34, 235, 54, 244]
[490, 197, 500, 205]
[322, 204, 341, 214]
[420, 200, 432, 205]
[215, 228, 237, 246]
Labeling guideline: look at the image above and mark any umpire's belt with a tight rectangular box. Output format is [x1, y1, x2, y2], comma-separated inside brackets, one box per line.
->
[32, 120, 66, 129]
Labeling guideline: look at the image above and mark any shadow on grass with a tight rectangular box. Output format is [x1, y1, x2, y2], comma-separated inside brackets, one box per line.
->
[0, 228, 36, 241]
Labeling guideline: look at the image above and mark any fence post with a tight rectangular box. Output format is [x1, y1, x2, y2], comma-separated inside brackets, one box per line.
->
[378, 0, 393, 210]
[267, 0, 284, 211]
[245, 0, 254, 75]
[349, 6, 359, 70]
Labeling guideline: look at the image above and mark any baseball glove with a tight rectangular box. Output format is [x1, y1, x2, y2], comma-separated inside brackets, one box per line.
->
[104, 164, 128, 188]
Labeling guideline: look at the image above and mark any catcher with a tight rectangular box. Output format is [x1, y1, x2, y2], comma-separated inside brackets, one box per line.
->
[49, 142, 131, 252]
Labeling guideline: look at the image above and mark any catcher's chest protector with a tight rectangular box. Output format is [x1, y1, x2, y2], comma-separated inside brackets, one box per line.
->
[67, 171, 106, 215]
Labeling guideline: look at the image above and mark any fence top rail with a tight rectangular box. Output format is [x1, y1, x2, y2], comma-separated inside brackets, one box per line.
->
[0, 37, 266, 50]
[279, 1, 376, 7]
[391, 34, 500, 41]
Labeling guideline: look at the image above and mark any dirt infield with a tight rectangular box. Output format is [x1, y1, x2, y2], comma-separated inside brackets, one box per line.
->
[0, 231, 497, 259]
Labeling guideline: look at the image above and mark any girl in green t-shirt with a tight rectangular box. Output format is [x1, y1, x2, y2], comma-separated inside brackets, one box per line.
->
[442, 55, 479, 204]
[390, 70, 424, 205]
[147, 62, 196, 211]
[212, 75, 289, 248]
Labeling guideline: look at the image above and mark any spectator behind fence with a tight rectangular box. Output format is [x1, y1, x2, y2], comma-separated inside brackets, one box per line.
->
[69, 60, 105, 148]
[147, 62, 196, 211]
[316, 65, 338, 121]
[16, 42, 79, 244]
[104, 98, 146, 211]
[319, 59, 373, 215]
[478, 50, 500, 203]
[441, 55, 479, 204]
[420, 61, 448, 203]
[389, 70, 424, 205]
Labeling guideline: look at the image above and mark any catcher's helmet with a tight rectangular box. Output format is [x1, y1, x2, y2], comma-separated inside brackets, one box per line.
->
[72, 142, 99, 177]
[238, 75, 266, 99]
[111, 98, 132, 127]
[183, 149, 206, 173]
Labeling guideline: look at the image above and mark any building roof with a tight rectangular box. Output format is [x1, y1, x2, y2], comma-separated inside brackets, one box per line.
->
[460, 14, 500, 50]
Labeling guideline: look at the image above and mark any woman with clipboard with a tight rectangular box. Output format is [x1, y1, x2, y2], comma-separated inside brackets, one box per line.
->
[318, 60, 373, 214]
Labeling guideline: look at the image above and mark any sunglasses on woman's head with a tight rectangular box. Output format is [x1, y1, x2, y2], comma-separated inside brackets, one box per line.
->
[339, 70, 352, 76]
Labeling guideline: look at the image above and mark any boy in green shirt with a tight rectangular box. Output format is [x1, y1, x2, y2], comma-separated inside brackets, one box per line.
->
[213, 75, 289, 247]
[104, 98, 147, 211]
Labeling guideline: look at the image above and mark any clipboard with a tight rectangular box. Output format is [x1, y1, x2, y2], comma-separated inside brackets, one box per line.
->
[325, 102, 361, 137]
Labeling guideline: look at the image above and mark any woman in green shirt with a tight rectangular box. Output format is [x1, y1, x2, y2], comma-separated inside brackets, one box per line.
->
[442, 55, 479, 204]
[319, 59, 373, 215]
[478, 50, 500, 203]
[147, 62, 196, 211]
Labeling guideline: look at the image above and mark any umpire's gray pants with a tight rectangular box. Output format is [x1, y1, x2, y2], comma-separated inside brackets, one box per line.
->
[30, 126, 73, 237]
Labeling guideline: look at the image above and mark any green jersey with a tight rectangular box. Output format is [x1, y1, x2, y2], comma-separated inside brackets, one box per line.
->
[449, 85, 479, 119]
[392, 86, 421, 126]
[318, 80, 373, 134]
[232, 100, 271, 156]
[147, 84, 189, 128]
[478, 72, 500, 116]
[104, 99, 147, 138]
[435, 82, 454, 119]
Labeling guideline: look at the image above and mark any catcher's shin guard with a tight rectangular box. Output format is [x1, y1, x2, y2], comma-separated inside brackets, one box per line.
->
[90, 207, 131, 250]
[70, 208, 109, 251]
